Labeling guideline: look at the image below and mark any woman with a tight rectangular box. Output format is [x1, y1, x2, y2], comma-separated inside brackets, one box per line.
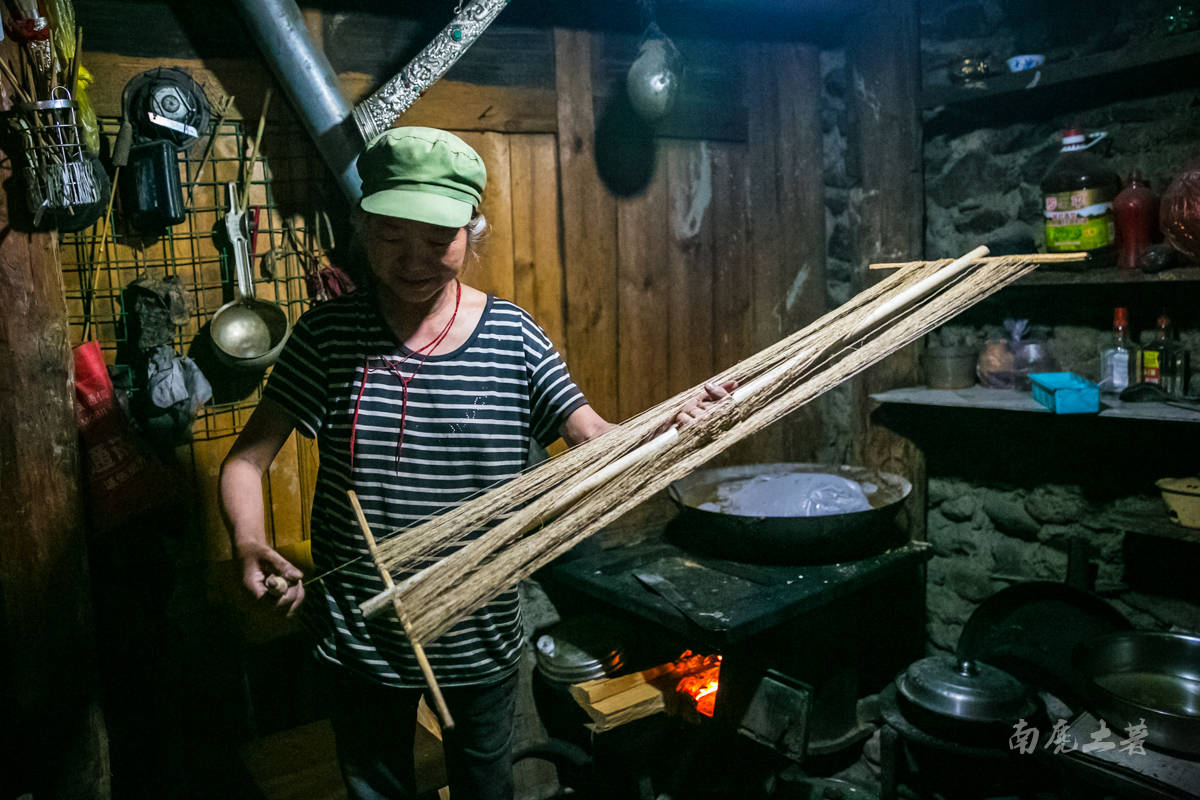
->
[220, 127, 730, 800]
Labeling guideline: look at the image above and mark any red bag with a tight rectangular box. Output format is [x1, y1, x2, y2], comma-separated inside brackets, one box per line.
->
[73, 341, 175, 531]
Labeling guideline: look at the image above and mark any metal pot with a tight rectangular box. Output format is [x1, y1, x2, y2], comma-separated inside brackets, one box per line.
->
[895, 656, 1042, 746]
[666, 463, 911, 564]
[1074, 631, 1200, 757]
[210, 182, 290, 369]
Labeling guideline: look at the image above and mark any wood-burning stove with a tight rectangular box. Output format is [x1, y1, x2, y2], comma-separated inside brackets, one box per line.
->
[537, 514, 931, 782]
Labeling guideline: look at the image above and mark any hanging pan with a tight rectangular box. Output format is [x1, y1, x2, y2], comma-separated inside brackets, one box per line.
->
[209, 182, 290, 369]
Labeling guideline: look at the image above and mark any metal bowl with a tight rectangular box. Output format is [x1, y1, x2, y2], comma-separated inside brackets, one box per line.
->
[210, 296, 290, 370]
[1074, 631, 1200, 756]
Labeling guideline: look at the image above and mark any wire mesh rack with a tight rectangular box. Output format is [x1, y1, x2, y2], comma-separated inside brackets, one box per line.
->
[60, 114, 332, 441]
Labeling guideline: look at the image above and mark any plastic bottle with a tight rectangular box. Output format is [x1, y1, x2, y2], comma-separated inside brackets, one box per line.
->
[1113, 171, 1160, 272]
[1041, 129, 1120, 267]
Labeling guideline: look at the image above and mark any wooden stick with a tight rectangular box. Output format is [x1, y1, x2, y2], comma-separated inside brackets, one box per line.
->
[68, 26, 82, 93]
[81, 166, 120, 342]
[241, 87, 272, 209]
[187, 94, 234, 209]
[347, 490, 455, 731]
[869, 252, 1087, 270]
[0, 58, 33, 104]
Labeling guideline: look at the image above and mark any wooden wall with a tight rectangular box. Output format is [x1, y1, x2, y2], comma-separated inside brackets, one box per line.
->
[72, 11, 831, 564]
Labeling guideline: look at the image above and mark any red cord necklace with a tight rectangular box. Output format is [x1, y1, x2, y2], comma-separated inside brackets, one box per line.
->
[349, 280, 462, 473]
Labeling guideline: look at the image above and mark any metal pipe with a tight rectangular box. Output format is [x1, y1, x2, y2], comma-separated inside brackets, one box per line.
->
[231, 0, 362, 202]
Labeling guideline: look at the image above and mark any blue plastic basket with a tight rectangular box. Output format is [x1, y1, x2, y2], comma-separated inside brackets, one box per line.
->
[1029, 372, 1100, 414]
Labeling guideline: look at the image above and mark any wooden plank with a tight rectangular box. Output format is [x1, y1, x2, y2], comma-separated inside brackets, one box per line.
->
[296, 433, 320, 542]
[664, 141, 716, 394]
[267, 432, 305, 550]
[556, 28, 620, 419]
[586, 682, 668, 729]
[0, 31, 109, 792]
[509, 134, 566, 356]
[709, 143, 754, 373]
[847, 0, 926, 539]
[616, 156, 671, 421]
[340, 73, 558, 134]
[82, 53, 271, 120]
[771, 42, 825, 462]
[708, 144, 754, 372]
[742, 42, 787, 464]
[569, 663, 677, 705]
[192, 436, 240, 563]
[323, 15, 556, 90]
[456, 131, 516, 300]
[80, 52, 558, 133]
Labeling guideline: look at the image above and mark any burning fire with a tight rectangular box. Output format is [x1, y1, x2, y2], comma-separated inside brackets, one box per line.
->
[674, 650, 722, 718]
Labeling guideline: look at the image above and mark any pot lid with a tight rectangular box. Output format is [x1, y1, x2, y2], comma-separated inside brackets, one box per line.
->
[897, 657, 1034, 723]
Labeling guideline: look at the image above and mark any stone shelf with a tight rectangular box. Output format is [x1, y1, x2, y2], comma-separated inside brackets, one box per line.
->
[871, 386, 1200, 423]
[1016, 265, 1200, 286]
[1104, 510, 1200, 543]
[922, 29, 1200, 109]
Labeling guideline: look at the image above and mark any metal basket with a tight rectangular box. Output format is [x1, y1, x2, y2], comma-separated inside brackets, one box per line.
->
[11, 86, 99, 226]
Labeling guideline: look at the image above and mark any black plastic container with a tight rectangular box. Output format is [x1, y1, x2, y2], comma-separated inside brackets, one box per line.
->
[122, 139, 186, 230]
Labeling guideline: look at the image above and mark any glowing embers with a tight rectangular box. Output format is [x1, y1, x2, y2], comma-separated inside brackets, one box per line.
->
[674, 650, 722, 718]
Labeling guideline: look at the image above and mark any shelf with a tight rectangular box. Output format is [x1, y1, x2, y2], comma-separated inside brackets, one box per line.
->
[1104, 511, 1200, 543]
[921, 29, 1200, 109]
[871, 386, 1200, 423]
[1016, 265, 1200, 287]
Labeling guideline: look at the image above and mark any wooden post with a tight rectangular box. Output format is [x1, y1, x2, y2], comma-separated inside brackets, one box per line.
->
[847, 0, 927, 538]
[0, 35, 110, 795]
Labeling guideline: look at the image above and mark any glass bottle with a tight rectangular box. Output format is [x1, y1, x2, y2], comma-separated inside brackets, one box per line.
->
[1113, 171, 1160, 272]
[1141, 314, 1189, 397]
[1140, 315, 1170, 386]
[1099, 307, 1138, 394]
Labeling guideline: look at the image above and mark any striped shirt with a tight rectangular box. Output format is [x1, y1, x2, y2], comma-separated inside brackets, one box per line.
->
[263, 290, 587, 687]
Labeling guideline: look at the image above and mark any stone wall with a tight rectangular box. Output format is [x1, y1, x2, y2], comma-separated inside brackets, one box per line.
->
[921, 0, 1200, 382]
[918, 0, 1200, 652]
[926, 477, 1200, 652]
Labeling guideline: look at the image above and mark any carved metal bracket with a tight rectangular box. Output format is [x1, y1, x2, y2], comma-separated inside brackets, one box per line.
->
[352, 0, 511, 142]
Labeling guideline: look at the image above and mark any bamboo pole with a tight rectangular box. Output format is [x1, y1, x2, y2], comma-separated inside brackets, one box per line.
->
[869, 252, 1086, 270]
[347, 490, 455, 731]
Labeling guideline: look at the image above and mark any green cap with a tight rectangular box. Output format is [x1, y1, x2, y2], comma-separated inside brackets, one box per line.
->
[357, 127, 486, 228]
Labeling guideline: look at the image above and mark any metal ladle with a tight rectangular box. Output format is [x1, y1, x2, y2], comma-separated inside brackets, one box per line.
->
[210, 182, 290, 369]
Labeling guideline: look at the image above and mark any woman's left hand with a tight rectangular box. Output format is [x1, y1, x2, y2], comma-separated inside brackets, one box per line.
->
[665, 380, 737, 432]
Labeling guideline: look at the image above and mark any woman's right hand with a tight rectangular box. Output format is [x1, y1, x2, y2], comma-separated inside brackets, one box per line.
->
[238, 542, 306, 617]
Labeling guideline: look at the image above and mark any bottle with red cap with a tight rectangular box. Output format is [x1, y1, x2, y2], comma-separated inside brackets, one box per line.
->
[1098, 307, 1138, 394]
[1113, 171, 1160, 271]
[1041, 128, 1120, 268]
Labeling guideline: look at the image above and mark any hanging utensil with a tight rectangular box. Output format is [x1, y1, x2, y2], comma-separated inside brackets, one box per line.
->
[209, 182, 290, 369]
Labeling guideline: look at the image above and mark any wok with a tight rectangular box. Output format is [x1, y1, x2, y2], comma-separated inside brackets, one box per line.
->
[666, 462, 911, 564]
[1074, 631, 1200, 757]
